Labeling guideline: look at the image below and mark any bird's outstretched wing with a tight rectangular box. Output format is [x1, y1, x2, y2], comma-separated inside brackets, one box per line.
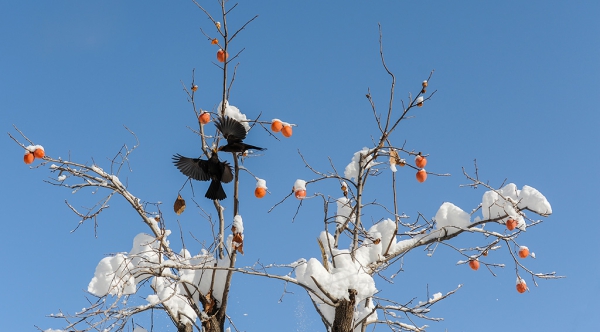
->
[215, 116, 247, 143]
[172, 154, 210, 181]
[220, 161, 234, 183]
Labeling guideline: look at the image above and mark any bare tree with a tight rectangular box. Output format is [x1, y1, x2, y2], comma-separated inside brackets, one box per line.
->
[9, 2, 560, 332]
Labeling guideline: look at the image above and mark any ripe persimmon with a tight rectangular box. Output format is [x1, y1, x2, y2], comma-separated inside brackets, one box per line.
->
[415, 154, 427, 168]
[271, 119, 283, 132]
[199, 112, 210, 125]
[217, 49, 228, 63]
[416, 169, 427, 183]
[518, 246, 529, 258]
[506, 218, 517, 231]
[281, 125, 293, 138]
[34, 148, 45, 159]
[24, 152, 35, 164]
[295, 189, 306, 199]
[211, 38, 218, 45]
[516, 279, 527, 293]
[191, 85, 198, 92]
[255, 187, 266, 199]
[469, 259, 480, 271]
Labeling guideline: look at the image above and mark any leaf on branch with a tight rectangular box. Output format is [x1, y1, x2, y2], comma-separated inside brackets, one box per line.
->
[389, 148, 399, 166]
[204, 290, 215, 313]
[174, 194, 186, 215]
[232, 233, 244, 255]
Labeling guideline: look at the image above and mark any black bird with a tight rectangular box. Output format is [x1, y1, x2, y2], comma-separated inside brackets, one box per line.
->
[215, 116, 265, 153]
[173, 150, 234, 200]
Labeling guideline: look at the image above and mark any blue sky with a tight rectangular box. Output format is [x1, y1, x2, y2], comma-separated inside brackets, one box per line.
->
[2, 1, 599, 331]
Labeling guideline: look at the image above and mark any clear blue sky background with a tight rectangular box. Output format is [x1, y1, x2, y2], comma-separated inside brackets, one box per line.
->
[2, 1, 599, 331]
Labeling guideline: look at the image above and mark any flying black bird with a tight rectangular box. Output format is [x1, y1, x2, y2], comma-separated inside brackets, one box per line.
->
[173, 150, 234, 200]
[215, 116, 265, 153]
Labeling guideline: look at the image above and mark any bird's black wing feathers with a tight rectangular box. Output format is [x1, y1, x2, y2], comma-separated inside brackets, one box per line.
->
[216, 116, 248, 143]
[172, 154, 210, 181]
[220, 161, 234, 183]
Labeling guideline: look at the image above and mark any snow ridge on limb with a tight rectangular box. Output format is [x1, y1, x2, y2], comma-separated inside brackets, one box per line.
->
[88, 233, 164, 297]
[482, 183, 552, 231]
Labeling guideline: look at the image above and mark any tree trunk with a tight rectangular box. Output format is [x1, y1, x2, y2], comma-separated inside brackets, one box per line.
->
[202, 315, 222, 332]
[332, 289, 357, 332]
[177, 322, 193, 332]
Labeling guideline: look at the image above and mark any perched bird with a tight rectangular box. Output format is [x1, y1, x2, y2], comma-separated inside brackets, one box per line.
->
[215, 116, 265, 153]
[173, 149, 233, 200]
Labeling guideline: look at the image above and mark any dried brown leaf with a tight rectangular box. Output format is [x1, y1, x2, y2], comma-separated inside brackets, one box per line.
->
[174, 194, 186, 215]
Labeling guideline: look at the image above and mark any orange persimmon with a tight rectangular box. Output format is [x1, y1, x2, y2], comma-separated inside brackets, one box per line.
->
[271, 119, 283, 132]
[281, 125, 293, 138]
[191, 85, 198, 92]
[469, 259, 480, 271]
[506, 218, 517, 231]
[199, 112, 210, 125]
[34, 148, 45, 159]
[415, 154, 427, 168]
[211, 38, 218, 45]
[416, 169, 427, 183]
[518, 246, 529, 258]
[24, 152, 35, 164]
[295, 189, 306, 199]
[516, 279, 527, 293]
[255, 187, 266, 199]
[217, 49, 228, 63]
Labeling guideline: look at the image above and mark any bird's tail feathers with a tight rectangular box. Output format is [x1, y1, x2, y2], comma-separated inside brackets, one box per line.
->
[206, 180, 227, 201]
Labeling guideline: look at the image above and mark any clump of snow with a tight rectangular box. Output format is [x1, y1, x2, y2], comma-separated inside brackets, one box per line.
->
[88, 233, 164, 297]
[218, 100, 250, 131]
[335, 197, 354, 229]
[129, 233, 164, 283]
[434, 202, 470, 234]
[256, 178, 267, 189]
[147, 247, 233, 325]
[87, 253, 136, 296]
[415, 96, 424, 105]
[294, 179, 306, 191]
[147, 276, 197, 325]
[356, 299, 378, 325]
[481, 183, 552, 231]
[57, 174, 66, 181]
[296, 231, 380, 326]
[364, 219, 397, 257]
[25, 144, 44, 154]
[519, 185, 552, 216]
[344, 148, 377, 182]
[233, 215, 244, 233]
[43, 329, 64, 332]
